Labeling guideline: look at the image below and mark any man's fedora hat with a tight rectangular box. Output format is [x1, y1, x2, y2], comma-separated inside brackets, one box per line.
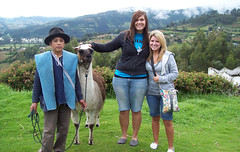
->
[44, 27, 70, 45]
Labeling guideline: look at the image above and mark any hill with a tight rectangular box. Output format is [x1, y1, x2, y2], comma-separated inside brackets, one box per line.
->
[1, 7, 211, 40]
[0, 16, 69, 33]
[0, 8, 239, 71]
[154, 9, 240, 44]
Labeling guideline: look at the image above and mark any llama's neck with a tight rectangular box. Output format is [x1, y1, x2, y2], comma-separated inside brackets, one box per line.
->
[77, 62, 94, 97]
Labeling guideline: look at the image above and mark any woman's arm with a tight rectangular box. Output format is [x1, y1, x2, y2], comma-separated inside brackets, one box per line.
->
[91, 32, 124, 52]
[158, 55, 179, 83]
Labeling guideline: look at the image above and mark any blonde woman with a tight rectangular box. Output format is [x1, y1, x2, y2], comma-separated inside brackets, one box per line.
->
[145, 30, 178, 152]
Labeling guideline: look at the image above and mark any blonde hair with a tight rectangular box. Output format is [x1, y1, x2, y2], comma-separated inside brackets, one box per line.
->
[147, 30, 167, 62]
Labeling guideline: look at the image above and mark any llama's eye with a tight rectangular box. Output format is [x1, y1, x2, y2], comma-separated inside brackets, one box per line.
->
[90, 49, 94, 54]
[79, 50, 84, 55]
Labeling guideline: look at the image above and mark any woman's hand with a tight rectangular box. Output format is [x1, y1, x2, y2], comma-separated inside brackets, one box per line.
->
[153, 73, 159, 83]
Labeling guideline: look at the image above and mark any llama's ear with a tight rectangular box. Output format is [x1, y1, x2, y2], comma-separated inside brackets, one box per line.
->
[73, 46, 80, 52]
[89, 47, 95, 52]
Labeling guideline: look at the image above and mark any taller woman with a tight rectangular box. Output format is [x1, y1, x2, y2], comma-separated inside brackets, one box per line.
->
[90, 10, 149, 147]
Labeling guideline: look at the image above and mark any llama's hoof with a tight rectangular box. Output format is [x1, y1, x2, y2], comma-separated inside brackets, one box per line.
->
[74, 141, 80, 145]
[85, 124, 89, 128]
[96, 124, 99, 127]
[88, 141, 93, 145]
[74, 123, 79, 128]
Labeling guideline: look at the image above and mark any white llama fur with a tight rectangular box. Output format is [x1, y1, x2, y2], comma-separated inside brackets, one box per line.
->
[71, 45, 105, 145]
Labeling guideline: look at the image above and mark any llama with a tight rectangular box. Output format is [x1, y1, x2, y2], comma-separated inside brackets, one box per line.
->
[71, 45, 106, 145]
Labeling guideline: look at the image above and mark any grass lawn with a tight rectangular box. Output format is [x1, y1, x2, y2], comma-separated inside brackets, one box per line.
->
[0, 84, 239, 152]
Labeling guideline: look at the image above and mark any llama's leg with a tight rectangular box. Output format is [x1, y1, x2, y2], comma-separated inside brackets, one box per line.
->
[96, 114, 100, 127]
[71, 110, 80, 145]
[88, 124, 94, 145]
[74, 123, 80, 145]
[85, 112, 89, 128]
[87, 111, 98, 145]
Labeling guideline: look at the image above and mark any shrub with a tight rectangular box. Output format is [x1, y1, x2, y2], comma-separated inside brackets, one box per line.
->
[174, 71, 238, 95]
[94, 66, 115, 98]
[0, 62, 238, 96]
[0, 60, 36, 91]
[0, 62, 116, 97]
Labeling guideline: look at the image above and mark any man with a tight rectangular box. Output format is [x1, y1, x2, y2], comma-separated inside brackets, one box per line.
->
[30, 27, 87, 152]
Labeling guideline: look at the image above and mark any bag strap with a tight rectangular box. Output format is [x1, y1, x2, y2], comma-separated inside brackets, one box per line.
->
[150, 56, 157, 77]
[51, 51, 75, 90]
[151, 56, 163, 90]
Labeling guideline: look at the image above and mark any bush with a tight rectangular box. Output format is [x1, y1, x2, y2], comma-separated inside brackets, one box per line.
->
[0, 62, 238, 96]
[0, 60, 36, 91]
[0, 62, 116, 97]
[94, 66, 115, 98]
[174, 71, 238, 95]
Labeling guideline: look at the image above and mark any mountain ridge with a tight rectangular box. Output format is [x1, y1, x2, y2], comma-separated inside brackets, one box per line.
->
[0, 7, 215, 40]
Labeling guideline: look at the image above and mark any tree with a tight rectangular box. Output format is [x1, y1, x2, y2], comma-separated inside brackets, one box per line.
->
[16, 46, 39, 63]
[216, 32, 229, 64]
[230, 8, 240, 17]
[203, 30, 229, 69]
[204, 40, 221, 68]
[70, 37, 79, 47]
[92, 52, 112, 68]
[192, 30, 207, 51]
[109, 50, 121, 70]
[178, 42, 192, 71]
[170, 44, 181, 65]
[190, 43, 206, 72]
[64, 37, 79, 53]
[2, 35, 11, 44]
[225, 45, 240, 69]
[225, 54, 237, 69]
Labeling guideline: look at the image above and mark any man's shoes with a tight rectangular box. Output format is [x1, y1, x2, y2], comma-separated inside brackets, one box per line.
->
[117, 138, 127, 144]
[129, 139, 138, 146]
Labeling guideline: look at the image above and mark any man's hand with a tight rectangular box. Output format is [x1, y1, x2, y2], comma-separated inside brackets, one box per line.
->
[78, 99, 87, 111]
[30, 103, 38, 113]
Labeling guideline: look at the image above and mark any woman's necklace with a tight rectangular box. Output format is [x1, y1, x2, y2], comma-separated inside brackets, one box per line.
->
[137, 46, 143, 55]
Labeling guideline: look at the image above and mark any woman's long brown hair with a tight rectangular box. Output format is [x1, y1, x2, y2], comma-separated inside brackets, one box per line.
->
[125, 10, 149, 49]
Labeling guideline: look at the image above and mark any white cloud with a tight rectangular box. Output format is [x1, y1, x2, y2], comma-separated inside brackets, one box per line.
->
[0, 0, 239, 18]
[183, 9, 201, 18]
[152, 10, 170, 19]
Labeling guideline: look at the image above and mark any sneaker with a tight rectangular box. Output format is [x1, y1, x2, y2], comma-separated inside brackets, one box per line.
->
[167, 147, 175, 152]
[129, 139, 138, 146]
[117, 138, 127, 144]
[150, 142, 158, 149]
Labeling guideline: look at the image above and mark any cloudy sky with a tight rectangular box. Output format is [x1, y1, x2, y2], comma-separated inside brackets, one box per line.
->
[1, 0, 239, 18]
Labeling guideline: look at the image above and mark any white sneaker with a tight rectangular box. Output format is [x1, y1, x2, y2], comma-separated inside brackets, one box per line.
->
[167, 147, 175, 152]
[150, 142, 158, 150]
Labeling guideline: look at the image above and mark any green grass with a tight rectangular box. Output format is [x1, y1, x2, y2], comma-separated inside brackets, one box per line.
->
[0, 84, 239, 152]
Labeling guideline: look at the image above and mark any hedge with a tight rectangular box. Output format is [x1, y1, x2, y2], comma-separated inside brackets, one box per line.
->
[0, 61, 238, 96]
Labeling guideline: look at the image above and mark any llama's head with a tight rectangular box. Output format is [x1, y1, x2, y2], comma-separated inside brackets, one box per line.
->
[74, 45, 94, 65]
